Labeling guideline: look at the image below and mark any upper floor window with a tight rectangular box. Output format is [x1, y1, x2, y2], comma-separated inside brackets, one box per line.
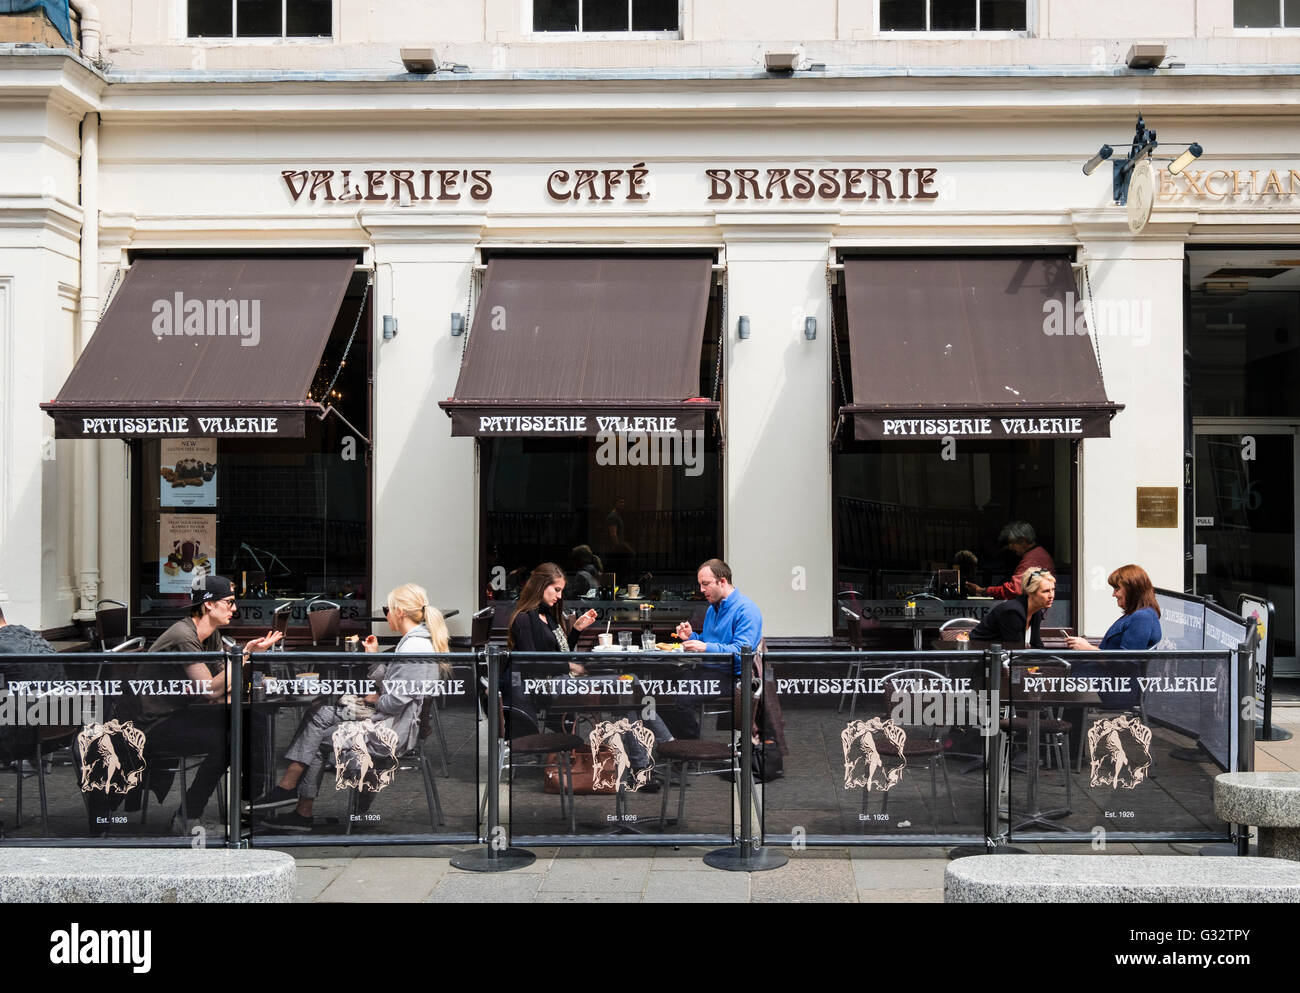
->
[188, 0, 332, 39]
[880, 0, 1027, 32]
[1234, 0, 1300, 27]
[533, 0, 678, 33]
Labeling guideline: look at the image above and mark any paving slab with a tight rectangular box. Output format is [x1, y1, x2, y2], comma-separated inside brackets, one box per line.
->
[860, 887, 944, 903]
[316, 857, 447, 902]
[642, 869, 751, 903]
[538, 858, 650, 892]
[852, 858, 946, 891]
[751, 857, 858, 902]
[429, 871, 545, 903]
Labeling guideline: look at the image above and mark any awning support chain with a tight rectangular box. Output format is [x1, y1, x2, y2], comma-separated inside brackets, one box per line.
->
[1078, 262, 1109, 399]
[98, 266, 123, 321]
[829, 263, 848, 411]
[317, 404, 371, 448]
[710, 267, 725, 442]
[314, 275, 371, 405]
[460, 264, 476, 363]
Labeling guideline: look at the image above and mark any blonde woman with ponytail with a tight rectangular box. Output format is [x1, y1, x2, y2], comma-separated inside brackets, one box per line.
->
[249, 583, 449, 831]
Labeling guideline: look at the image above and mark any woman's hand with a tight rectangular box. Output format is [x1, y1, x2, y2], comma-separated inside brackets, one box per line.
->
[363, 693, 379, 704]
[363, 635, 380, 653]
[573, 609, 598, 632]
[1065, 635, 1098, 651]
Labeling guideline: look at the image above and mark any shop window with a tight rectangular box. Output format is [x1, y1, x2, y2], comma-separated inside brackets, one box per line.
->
[134, 276, 370, 635]
[1234, 0, 1300, 28]
[187, 0, 332, 39]
[532, 0, 679, 33]
[880, 0, 1027, 32]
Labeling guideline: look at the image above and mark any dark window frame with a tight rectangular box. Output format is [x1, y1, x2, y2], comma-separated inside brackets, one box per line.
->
[531, 0, 681, 35]
[879, 0, 1029, 33]
[186, 0, 334, 40]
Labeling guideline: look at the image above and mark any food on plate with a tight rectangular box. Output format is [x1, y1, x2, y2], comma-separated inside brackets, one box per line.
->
[655, 642, 684, 652]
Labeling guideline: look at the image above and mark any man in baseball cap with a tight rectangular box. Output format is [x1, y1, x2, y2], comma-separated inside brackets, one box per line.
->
[147, 574, 282, 833]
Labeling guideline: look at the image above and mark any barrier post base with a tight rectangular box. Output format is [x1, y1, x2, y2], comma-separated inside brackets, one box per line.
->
[948, 844, 1028, 859]
[703, 844, 788, 872]
[450, 847, 536, 872]
[1258, 727, 1294, 742]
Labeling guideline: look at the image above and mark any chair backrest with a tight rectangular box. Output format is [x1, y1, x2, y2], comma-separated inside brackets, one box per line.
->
[471, 606, 495, 648]
[110, 636, 146, 653]
[308, 600, 341, 646]
[939, 617, 980, 640]
[272, 602, 293, 648]
[95, 599, 129, 651]
[840, 606, 863, 649]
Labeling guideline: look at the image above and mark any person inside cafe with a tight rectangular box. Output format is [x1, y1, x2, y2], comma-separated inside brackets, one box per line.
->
[966, 567, 1055, 648]
[1064, 564, 1163, 711]
[251, 583, 449, 832]
[952, 549, 979, 597]
[146, 574, 282, 833]
[965, 521, 1055, 600]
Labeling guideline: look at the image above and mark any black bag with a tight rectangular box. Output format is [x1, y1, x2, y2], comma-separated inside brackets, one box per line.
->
[753, 739, 784, 782]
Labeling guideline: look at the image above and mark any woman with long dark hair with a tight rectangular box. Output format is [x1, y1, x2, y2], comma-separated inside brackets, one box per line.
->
[509, 562, 598, 674]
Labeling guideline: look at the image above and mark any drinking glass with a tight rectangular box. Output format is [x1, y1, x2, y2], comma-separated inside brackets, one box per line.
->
[618, 631, 633, 649]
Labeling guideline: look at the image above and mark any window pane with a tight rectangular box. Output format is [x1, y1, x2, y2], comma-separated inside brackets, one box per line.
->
[1235, 0, 1282, 27]
[189, 0, 233, 37]
[632, 0, 676, 30]
[236, 0, 282, 37]
[931, 0, 977, 30]
[880, 0, 926, 30]
[286, 0, 331, 37]
[980, 0, 1025, 30]
[1189, 290, 1300, 418]
[583, 0, 629, 31]
[535, 0, 579, 30]
[1287, 0, 1299, 25]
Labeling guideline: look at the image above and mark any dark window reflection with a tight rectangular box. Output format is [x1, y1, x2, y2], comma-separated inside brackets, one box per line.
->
[880, 0, 926, 30]
[931, 0, 977, 30]
[237, 0, 281, 37]
[535, 0, 580, 31]
[189, 0, 233, 37]
[632, 0, 677, 30]
[1189, 291, 1300, 418]
[1288, 0, 1300, 26]
[583, 0, 629, 31]
[980, 0, 1026, 30]
[1235, 0, 1282, 27]
[287, 0, 332, 36]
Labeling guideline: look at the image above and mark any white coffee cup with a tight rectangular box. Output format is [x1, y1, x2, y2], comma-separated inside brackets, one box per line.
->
[628, 584, 641, 598]
[597, 632, 614, 648]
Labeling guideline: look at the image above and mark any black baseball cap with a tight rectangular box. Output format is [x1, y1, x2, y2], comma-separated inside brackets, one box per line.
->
[192, 575, 237, 605]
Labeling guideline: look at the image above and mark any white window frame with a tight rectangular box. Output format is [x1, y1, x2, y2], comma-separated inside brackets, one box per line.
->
[177, 0, 337, 43]
[525, 0, 683, 39]
[875, 0, 1033, 37]
[1232, 0, 1300, 32]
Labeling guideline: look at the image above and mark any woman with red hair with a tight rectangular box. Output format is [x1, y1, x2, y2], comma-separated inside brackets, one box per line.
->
[1066, 564, 1162, 652]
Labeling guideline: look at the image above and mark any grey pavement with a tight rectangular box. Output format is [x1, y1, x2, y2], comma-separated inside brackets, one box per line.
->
[287, 703, 1300, 902]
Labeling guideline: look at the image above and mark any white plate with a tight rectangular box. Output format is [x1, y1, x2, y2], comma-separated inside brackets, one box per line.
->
[591, 645, 625, 653]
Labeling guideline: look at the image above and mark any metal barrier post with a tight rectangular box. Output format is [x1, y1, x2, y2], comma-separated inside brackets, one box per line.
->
[226, 642, 244, 849]
[704, 646, 787, 872]
[451, 645, 535, 871]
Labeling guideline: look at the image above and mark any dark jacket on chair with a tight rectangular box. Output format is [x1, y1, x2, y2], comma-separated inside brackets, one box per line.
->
[969, 594, 1045, 649]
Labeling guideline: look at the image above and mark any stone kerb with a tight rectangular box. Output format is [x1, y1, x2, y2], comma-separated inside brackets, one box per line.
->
[0, 849, 295, 903]
[1215, 772, 1300, 861]
[945, 855, 1300, 903]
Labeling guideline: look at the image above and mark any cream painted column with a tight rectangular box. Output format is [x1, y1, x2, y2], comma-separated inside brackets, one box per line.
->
[365, 212, 484, 638]
[719, 213, 837, 638]
[1073, 213, 1193, 638]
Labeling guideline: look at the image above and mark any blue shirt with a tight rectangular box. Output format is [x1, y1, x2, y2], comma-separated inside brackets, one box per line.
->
[688, 589, 763, 676]
[1099, 607, 1162, 651]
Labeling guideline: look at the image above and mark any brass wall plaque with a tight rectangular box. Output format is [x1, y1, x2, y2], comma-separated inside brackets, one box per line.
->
[1136, 487, 1180, 528]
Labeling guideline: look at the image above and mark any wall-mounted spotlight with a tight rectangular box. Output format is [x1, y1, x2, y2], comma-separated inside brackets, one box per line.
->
[450, 312, 465, 337]
[764, 51, 799, 72]
[804, 316, 817, 341]
[382, 315, 398, 340]
[1082, 145, 1113, 176]
[1168, 143, 1203, 176]
[1125, 44, 1167, 70]
[737, 315, 751, 340]
[400, 47, 438, 73]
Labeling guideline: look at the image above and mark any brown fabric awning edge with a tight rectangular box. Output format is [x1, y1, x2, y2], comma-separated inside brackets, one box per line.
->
[42, 403, 319, 439]
[844, 402, 1124, 441]
[441, 400, 719, 438]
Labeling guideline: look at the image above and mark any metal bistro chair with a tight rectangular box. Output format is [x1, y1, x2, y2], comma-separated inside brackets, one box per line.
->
[271, 602, 293, 650]
[308, 599, 342, 648]
[94, 599, 130, 651]
[939, 617, 980, 641]
[470, 606, 495, 649]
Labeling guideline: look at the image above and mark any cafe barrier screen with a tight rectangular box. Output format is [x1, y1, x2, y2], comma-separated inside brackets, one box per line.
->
[760, 651, 990, 846]
[247, 652, 478, 845]
[1005, 649, 1243, 843]
[504, 651, 737, 845]
[0, 652, 232, 846]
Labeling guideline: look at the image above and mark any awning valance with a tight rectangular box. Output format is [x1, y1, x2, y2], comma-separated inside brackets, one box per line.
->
[42, 256, 357, 439]
[439, 256, 718, 437]
[839, 258, 1123, 441]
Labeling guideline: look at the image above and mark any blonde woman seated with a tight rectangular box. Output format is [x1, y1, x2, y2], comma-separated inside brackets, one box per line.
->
[249, 583, 449, 832]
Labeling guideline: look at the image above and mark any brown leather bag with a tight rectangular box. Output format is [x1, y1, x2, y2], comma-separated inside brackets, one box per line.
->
[543, 746, 615, 794]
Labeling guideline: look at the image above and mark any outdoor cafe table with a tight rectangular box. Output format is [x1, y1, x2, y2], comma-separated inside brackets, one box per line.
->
[875, 612, 948, 650]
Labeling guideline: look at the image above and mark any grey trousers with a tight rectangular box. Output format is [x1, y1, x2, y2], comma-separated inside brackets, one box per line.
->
[284, 704, 395, 799]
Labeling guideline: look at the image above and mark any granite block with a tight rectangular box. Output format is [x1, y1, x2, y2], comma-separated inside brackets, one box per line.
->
[1214, 772, 1300, 827]
[0, 849, 295, 903]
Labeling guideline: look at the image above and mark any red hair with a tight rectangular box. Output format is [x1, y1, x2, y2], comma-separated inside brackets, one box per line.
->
[1108, 564, 1160, 616]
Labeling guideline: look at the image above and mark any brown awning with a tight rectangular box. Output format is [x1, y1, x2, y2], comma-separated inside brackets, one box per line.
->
[42, 256, 357, 439]
[439, 257, 718, 437]
[840, 258, 1123, 440]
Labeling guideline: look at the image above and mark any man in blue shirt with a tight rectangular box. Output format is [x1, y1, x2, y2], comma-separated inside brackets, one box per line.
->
[675, 558, 763, 676]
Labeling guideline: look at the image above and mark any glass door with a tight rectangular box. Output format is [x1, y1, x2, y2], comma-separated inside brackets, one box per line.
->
[1193, 423, 1298, 671]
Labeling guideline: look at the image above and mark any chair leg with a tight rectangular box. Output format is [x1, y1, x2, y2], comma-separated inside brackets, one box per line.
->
[560, 750, 575, 834]
[14, 762, 22, 828]
[429, 706, 450, 778]
[421, 754, 444, 828]
[675, 761, 690, 828]
[929, 758, 940, 835]
[35, 746, 50, 837]
[939, 754, 958, 822]
[660, 759, 672, 826]
[178, 757, 190, 833]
